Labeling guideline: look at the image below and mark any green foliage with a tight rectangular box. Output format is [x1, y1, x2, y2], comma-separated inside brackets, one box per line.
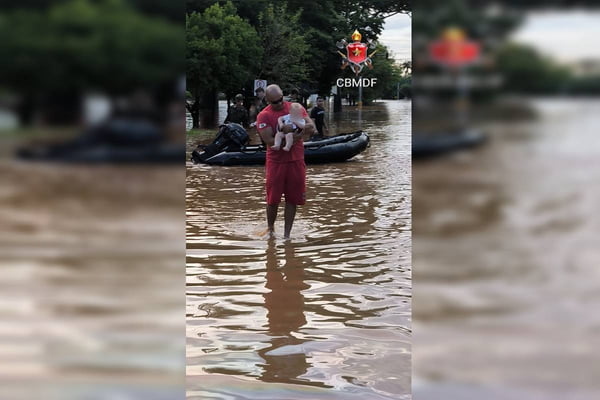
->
[126, 0, 183, 21]
[2, 0, 183, 21]
[332, 0, 410, 40]
[293, 0, 410, 94]
[413, 0, 521, 42]
[0, 0, 183, 95]
[186, 2, 261, 99]
[399, 80, 412, 99]
[187, 0, 270, 26]
[566, 75, 600, 95]
[186, 0, 411, 97]
[495, 42, 571, 94]
[256, 3, 309, 88]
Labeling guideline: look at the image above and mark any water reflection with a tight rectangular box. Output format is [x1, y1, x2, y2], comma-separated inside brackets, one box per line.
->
[259, 240, 312, 385]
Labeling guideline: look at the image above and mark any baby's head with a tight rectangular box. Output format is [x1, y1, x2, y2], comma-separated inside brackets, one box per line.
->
[289, 102, 304, 119]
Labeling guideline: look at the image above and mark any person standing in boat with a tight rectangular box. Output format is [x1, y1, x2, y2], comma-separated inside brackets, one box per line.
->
[224, 94, 249, 127]
[310, 96, 329, 139]
[256, 84, 315, 239]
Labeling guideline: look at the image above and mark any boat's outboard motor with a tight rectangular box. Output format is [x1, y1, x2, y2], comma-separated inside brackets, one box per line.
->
[222, 123, 249, 150]
[191, 123, 249, 164]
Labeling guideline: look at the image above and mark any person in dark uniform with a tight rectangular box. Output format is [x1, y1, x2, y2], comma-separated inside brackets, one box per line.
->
[224, 94, 249, 127]
[309, 96, 329, 139]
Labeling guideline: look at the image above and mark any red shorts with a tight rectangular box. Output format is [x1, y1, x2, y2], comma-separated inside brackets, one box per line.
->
[265, 160, 306, 205]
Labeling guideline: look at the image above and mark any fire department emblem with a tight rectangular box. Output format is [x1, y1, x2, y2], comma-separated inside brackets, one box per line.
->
[336, 30, 378, 76]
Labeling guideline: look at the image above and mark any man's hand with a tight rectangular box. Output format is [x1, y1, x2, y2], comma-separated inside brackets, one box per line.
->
[281, 124, 295, 134]
[302, 118, 315, 137]
[282, 123, 305, 144]
[291, 129, 304, 144]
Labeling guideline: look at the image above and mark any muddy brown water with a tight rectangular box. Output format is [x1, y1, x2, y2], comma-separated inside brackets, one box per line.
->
[0, 159, 185, 399]
[186, 100, 411, 399]
[413, 98, 600, 399]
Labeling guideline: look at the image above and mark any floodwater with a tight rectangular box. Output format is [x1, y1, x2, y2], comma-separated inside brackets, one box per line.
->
[0, 157, 185, 399]
[413, 98, 600, 399]
[186, 100, 411, 399]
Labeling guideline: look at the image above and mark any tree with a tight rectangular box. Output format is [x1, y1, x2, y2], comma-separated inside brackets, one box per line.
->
[256, 3, 309, 89]
[2, 0, 183, 17]
[0, 0, 183, 125]
[192, 0, 412, 95]
[184, 0, 413, 124]
[495, 43, 571, 94]
[400, 60, 412, 76]
[186, 1, 261, 128]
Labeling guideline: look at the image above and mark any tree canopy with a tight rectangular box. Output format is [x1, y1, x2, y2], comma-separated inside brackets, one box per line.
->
[1, 0, 183, 21]
[496, 43, 571, 94]
[186, 0, 411, 96]
[0, 0, 183, 96]
[256, 4, 309, 89]
[186, 2, 261, 99]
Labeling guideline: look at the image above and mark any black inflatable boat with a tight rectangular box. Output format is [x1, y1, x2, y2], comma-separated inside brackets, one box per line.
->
[412, 130, 486, 159]
[17, 118, 184, 163]
[191, 124, 370, 166]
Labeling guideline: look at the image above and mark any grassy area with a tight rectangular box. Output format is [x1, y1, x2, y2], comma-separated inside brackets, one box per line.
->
[0, 126, 79, 158]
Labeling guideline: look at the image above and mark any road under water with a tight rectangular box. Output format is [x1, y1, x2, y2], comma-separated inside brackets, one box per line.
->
[186, 100, 411, 399]
[414, 98, 600, 399]
[0, 160, 185, 400]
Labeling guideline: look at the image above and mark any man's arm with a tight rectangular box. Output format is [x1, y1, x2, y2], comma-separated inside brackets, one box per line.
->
[302, 117, 315, 137]
[290, 117, 314, 143]
[258, 126, 275, 147]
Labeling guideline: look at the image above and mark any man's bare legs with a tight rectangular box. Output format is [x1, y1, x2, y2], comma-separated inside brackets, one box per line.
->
[266, 204, 278, 236]
[266, 202, 297, 239]
[284, 202, 297, 239]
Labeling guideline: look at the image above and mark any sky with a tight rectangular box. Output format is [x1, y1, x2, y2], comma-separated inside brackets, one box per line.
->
[379, 12, 412, 63]
[512, 10, 600, 64]
[375, 11, 600, 65]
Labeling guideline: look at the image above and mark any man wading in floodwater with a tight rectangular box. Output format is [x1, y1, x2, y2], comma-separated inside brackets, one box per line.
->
[257, 84, 315, 239]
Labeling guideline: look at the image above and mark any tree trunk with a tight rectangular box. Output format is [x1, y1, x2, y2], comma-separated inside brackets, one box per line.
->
[16, 93, 36, 127]
[199, 88, 218, 129]
[188, 96, 200, 129]
[40, 91, 82, 125]
[333, 93, 342, 113]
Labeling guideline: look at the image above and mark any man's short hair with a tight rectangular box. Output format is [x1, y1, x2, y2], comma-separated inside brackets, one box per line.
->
[235, 94, 244, 101]
[291, 89, 299, 95]
[255, 87, 264, 94]
[317, 96, 324, 101]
